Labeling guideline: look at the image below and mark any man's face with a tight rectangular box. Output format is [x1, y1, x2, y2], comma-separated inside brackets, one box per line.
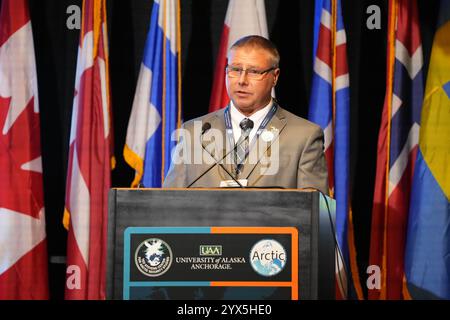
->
[226, 47, 280, 116]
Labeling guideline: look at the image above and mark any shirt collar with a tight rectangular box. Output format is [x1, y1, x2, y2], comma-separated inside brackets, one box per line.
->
[229, 100, 273, 144]
[229, 99, 273, 128]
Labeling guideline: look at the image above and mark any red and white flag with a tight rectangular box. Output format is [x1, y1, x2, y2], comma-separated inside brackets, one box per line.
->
[0, 0, 48, 299]
[209, 0, 268, 112]
[63, 0, 113, 300]
[369, 0, 423, 300]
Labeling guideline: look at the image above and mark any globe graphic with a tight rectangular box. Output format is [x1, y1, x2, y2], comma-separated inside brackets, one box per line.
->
[250, 239, 286, 276]
[147, 253, 163, 267]
[258, 256, 283, 275]
[136, 238, 173, 277]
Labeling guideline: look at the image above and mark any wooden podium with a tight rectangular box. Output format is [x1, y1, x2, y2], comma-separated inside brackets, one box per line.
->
[106, 188, 335, 300]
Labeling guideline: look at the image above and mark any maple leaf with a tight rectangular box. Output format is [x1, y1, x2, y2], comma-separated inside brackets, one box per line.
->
[0, 95, 43, 218]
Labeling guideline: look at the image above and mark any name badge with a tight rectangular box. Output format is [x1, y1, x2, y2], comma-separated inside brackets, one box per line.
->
[219, 179, 248, 188]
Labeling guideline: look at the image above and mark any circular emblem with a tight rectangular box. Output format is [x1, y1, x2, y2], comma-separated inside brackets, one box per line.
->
[250, 239, 287, 277]
[135, 238, 173, 277]
[260, 129, 275, 142]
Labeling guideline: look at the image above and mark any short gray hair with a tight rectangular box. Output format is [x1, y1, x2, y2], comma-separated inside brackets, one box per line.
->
[229, 35, 280, 68]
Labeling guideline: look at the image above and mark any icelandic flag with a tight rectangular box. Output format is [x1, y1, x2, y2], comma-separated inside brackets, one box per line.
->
[309, 0, 362, 299]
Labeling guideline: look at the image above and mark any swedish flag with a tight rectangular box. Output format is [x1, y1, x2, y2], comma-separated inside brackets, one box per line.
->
[404, 0, 450, 299]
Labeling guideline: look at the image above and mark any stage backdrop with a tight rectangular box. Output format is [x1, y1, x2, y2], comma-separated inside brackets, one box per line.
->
[21, 0, 439, 298]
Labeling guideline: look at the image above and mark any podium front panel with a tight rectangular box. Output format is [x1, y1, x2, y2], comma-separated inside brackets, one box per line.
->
[107, 189, 335, 300]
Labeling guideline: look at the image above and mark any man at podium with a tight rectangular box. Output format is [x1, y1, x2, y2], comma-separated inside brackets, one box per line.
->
[164, 35, 328, 194]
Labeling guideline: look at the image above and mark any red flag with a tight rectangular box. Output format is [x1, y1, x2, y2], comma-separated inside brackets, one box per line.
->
[63, 0, 113, 300]
[209, 0, 268, 112]
[0, 0, 48, 299]
[369, 0, 423, 299]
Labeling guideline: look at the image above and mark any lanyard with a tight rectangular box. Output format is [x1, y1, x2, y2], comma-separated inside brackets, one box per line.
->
[224, 103, 278, 155]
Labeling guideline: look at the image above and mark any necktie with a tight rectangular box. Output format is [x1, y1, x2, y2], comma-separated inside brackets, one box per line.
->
[235, 118, 254, 176]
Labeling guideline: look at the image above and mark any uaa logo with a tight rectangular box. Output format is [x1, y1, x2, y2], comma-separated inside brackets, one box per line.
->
[135, 238, 173, 277]
[250, 239, 287, 277]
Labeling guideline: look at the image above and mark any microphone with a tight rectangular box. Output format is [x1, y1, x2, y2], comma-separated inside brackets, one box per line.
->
[201, 122, 211, 135]
[186, 122, 244, 188]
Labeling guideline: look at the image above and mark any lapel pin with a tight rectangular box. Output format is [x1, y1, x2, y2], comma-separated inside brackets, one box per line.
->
[261, 128, 275, 142]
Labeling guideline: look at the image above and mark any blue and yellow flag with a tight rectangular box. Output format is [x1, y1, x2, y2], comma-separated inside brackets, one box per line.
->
[404, 0, 450, 300]
[124, 0, 182, 187]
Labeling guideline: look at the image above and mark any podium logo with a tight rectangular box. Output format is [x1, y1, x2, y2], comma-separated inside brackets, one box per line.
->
[135, 238, 173, 277]
[200, 245, 222, 256]
[250, 239, 287, 277]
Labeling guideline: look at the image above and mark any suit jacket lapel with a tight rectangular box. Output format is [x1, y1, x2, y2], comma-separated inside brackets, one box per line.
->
[205, 108, 235, 178]
[241, 107, 288, 182]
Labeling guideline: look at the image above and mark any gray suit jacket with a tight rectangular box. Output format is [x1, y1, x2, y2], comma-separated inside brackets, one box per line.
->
[163, 105, 328, 194]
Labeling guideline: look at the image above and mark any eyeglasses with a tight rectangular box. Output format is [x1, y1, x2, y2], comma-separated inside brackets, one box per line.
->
[226, 65, 276, 80]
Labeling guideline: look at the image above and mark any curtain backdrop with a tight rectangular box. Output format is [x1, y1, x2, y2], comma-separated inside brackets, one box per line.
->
[22, 0, 439, 298]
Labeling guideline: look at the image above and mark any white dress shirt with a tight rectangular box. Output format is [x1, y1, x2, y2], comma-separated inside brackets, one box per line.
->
[229, 99, 273, 144]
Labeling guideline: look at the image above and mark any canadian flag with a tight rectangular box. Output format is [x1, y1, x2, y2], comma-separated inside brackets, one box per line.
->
[63, 0, 113, 300]
[209, 0, 269, 112]
[0, 0, 48, 299]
